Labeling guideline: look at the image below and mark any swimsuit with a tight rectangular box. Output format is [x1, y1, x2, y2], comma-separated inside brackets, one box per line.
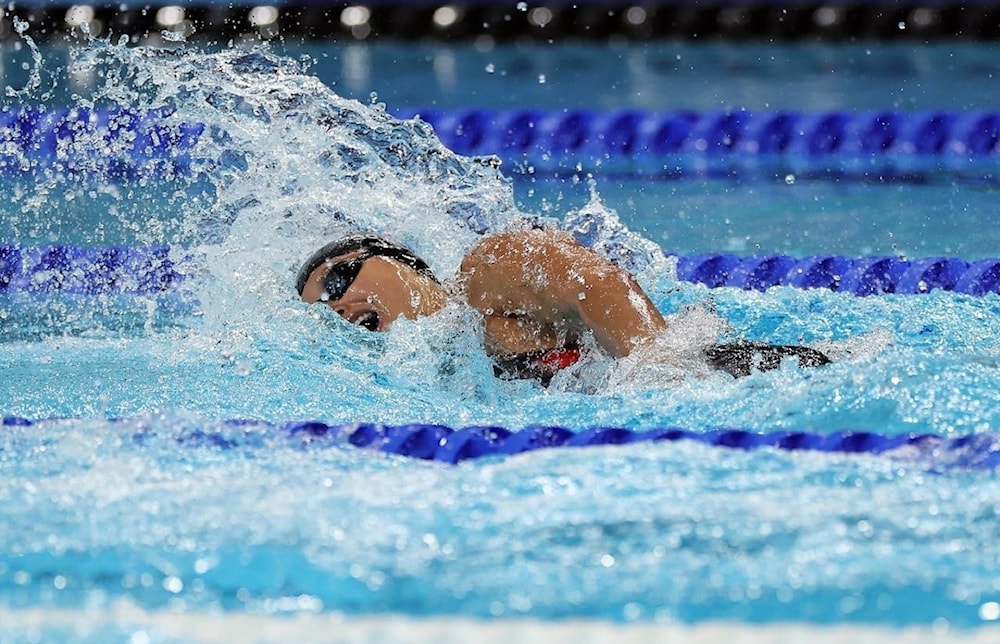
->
[493, 346, 583, 387]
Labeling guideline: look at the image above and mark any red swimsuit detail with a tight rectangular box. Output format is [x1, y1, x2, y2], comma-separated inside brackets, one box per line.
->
[492, 345, 582, 386]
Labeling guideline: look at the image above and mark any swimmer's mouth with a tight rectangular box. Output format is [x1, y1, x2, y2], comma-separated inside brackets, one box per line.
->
[352, 311, 380, 332]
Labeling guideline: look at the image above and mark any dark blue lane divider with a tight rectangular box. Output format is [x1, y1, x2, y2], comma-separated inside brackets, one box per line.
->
[0, 107, 203, 180]
[4, 245, 1000, 297]
[3, 107, 999, 180]
[394, 107, 1000, 163]
[0, 245, 183, 295]
[3, 416, 998, 469]
[674, 254, 1000, 296]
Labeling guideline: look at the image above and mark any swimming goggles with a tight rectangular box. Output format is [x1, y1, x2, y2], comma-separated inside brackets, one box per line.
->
[318, 255, 382, 331]
[297, 234, 439, 299]
[321, 255, 369, 303]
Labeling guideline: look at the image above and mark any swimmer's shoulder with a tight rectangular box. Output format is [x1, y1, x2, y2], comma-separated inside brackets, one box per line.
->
[462, 228, 582, 270]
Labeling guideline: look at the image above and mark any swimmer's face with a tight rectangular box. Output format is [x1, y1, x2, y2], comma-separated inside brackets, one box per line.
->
[300, 252, 446, 331]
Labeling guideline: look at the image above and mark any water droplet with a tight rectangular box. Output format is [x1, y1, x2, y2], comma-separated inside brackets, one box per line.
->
[162, 575, 184, 593]
[161, 29, 187, 43]
[785, 174, 795, 185]
[485, 63, 495, 74]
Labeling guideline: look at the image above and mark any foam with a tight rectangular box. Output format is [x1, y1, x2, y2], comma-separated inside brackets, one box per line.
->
[601, 304, 732, 391]
[0, 605, 995, 644]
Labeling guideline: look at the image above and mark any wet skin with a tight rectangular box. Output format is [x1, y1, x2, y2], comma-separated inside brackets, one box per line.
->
[300, 229, 667, 358]
[299, 252, 447, 332]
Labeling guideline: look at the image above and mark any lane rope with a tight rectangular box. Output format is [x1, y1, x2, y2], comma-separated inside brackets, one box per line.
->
[395, 107, 1000, 164]
[3, 416, 998, 469]
[3, 107, 999, 180]
[3, 245, 1000, 296]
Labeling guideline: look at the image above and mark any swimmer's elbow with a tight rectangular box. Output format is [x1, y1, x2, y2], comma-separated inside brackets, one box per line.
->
[574, 275, 666, 358]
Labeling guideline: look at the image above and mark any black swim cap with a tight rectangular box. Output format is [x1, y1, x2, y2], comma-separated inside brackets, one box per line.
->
[295, 234, 438, 296]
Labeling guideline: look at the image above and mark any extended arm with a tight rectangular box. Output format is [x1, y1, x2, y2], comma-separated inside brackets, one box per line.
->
[459, 229, 666, 358]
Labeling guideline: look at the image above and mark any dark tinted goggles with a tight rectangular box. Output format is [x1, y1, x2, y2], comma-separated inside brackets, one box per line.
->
[321, 257, 381, 331]
[321, 256, 367, 303]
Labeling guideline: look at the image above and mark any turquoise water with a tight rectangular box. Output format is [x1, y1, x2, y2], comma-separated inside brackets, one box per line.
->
[1, 39, 999, 641]
[292, 41, 1000, 113]
[517, 176, 1000, 259]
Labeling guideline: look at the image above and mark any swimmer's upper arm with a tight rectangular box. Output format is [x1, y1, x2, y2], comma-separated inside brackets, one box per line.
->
[461, 230, 667, 358]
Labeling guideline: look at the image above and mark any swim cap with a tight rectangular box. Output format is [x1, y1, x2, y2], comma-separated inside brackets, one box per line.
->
[295, 234, 438, 296]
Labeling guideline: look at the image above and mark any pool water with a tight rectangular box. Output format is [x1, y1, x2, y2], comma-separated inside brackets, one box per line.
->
[1, 37, 999, 642]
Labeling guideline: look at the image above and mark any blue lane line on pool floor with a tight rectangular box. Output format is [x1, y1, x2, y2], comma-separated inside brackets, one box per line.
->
[3, 416, 999, 469]
[4, 245, 1000, 297]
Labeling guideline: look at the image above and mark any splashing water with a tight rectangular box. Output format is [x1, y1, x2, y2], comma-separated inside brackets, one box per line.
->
[19, 40, 678, 400]
[63, 41, 663, 341]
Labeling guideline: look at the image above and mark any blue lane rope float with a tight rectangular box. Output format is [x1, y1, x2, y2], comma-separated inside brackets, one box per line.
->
[674, 254, 1000, 296]
[4, 2, 1000, 43]
[0, 245, 182, 294]
[4, 245, 1000, 297]
[3, 245, 1000, 296]
[3, 107, 1000, 180]
[0, 106, 203, 179]
[3, 416, 998, 469]
[394, 108, 1000, 173]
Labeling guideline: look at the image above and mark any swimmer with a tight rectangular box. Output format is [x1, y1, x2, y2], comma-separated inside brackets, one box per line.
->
[296, 229, 830, 383]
